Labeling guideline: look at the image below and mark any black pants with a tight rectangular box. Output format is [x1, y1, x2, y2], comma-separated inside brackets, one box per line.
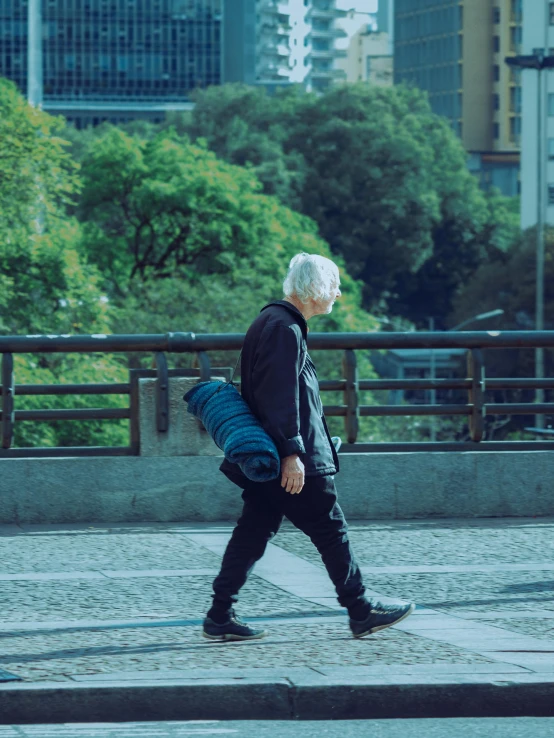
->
[208, 474, 367, 619]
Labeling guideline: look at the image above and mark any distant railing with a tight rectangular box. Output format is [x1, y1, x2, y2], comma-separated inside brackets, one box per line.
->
[2, 331, 554, 457]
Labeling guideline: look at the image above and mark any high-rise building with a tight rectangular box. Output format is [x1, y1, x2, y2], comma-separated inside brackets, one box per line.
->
[394, 0, 521, 197]
[377, 0, 394, 55]
[0, 0, 255, 127]
[255, 0, 346, 92]
[520, 0, 552, 228]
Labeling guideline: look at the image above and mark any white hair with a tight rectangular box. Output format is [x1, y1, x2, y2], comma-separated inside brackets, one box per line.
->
[283, 253, 340, 304]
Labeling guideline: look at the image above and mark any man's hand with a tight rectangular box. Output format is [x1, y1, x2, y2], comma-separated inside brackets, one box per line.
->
[281, 454, 305, 494]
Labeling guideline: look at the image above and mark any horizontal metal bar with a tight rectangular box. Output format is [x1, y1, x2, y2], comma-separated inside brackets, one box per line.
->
[14, 378, 554, 397]
[358, 379, 472, 391]
[15, 383, 130, 396]
[485, 403, 554, 415]
[325, 403, 554, 418]
[0, 446, 133, 458]
[360, 404, 472, 417]
[0, 408, 130, 421]
[485, 378, 554, 389]
[324, 404, 472, 417]
[319, 380, 347, 391]
[339, 441, 554, 453]
[3, 330, 554, 354]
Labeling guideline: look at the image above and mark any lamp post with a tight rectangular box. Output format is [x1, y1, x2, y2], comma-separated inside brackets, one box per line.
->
[506, 45, 554, 428]
[27, 0, 43, 108]
[428, 309, 504, 441]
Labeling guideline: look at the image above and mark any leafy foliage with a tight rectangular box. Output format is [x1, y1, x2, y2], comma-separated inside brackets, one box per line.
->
[0, 79, 126, 447]
[170, 83, 519, 325]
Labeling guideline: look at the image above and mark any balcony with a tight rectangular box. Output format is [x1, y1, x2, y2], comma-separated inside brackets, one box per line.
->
[309, 27, 347, 40]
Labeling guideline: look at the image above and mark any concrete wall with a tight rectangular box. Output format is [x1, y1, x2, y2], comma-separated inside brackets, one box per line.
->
[0, 451, 553, 524]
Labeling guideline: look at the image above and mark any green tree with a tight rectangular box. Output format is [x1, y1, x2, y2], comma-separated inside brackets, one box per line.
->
[448, 228, 554, 439]
[0, 78, 127, 448]
[174, 83, 518, 324]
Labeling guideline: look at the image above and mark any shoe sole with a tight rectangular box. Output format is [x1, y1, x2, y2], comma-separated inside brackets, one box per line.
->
[202, 630, 268, 642]
[353, 603, 416, 639]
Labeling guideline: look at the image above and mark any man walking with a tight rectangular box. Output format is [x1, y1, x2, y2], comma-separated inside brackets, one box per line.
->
[203, 253, 415, 641]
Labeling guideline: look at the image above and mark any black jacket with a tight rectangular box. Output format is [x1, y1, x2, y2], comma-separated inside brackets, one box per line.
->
[220, 300, 339, 487]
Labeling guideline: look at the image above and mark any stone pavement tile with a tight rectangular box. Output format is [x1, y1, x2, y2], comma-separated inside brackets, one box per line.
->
[0, 621, 494, 682]
[313, 663, 532, 677]
[0, 531, 222, 573]
[477, 653, 554, 672]
[354, 571, 554, 613]
[0, 572, 106, 581]
[394, 616, 485, 631]
[361, 563, 554, 574]
[434, 636, 554, 652]
[0, 574, 325, 623]
[453, 610, 554, 620]
[70, 667, 320, 682]
[99, 569, 219, 579]
[274, 520, 554, 568]
[480, 618, 554, 641]
[280, 671, 554, 687]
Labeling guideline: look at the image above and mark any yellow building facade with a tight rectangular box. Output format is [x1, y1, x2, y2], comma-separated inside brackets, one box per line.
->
[395, 0, 521, 195]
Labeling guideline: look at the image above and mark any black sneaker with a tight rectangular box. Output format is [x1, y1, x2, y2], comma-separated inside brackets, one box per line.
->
[202, 614, 268, 642]
[349, 600, 415, 638]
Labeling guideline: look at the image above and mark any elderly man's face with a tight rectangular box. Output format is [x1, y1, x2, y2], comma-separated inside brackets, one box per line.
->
[313, 281, 341, 316]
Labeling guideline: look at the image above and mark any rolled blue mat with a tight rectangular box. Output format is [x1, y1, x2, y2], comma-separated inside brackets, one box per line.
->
[184, 381, 280, 482]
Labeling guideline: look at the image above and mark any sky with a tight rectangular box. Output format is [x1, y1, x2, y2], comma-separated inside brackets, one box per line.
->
[336, 0, 377, 11]
[335, 0, 378, 49]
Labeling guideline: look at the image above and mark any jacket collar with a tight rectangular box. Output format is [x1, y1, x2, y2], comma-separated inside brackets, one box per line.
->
[261, 300, 308, 338]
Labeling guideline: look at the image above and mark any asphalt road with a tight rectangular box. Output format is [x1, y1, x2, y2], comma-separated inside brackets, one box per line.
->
[2, 719, 554, 737]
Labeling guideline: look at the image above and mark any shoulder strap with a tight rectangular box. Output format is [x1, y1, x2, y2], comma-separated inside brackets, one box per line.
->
[229, 350, 242, 386]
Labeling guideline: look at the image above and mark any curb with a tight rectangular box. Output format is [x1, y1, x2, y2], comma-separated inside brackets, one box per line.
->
[1, 676, 554, 723]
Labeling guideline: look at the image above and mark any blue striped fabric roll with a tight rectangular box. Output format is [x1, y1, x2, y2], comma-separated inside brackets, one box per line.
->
[183, 381, 280, 482]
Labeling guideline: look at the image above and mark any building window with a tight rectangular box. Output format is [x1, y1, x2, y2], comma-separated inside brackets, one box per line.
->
[493, 6, 501, 23]
[548, 185, 554, 205]
[550, 2, 554, 24]
[493, 35, 500, 52]
[493, 122, 500, 139]
[493, 93, 500, 110]
[510, 115, 521, 142]
[493, 64, 500, 81]
[549, 93, 554, 116]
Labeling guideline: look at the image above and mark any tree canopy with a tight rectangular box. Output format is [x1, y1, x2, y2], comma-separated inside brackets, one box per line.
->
[0, 78, 127, 447]
[173, 83, 520, 325]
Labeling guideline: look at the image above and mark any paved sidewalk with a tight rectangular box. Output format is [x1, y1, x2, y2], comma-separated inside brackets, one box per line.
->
[0, 517, 554, 721]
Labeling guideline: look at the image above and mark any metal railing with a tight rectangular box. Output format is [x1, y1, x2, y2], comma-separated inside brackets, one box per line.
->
[2, 330, 554, 457]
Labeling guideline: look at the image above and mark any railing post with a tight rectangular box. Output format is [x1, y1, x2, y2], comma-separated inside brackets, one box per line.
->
[342, 349, 359, 444]
[1, 353, 15, 449]
[153, 352, 169, 433]
[197, 351, 212, 382]
[468, 349, 485, 442]
[129, 368, 140, 455]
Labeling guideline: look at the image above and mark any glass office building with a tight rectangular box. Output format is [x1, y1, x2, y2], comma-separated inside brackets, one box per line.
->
[395, 0, 463, 135]
[0, 0, 254, 126]
[394, 0, 521, 197]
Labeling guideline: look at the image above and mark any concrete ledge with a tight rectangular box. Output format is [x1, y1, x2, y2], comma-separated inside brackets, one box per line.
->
[1, 675, 554, 723]
[1, 451, 553, 524]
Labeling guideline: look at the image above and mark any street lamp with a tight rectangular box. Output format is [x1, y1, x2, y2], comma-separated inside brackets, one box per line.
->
[27, 0, 43, 107]
[506, 48, 554, 428]
[450, 309, 505, 332]
[428, 309, 504, 441]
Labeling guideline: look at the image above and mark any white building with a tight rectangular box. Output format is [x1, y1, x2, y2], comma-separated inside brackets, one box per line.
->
[337, 26, 393, 85]
[521, 0, 554, 228]
[255, 0, 346, 91]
